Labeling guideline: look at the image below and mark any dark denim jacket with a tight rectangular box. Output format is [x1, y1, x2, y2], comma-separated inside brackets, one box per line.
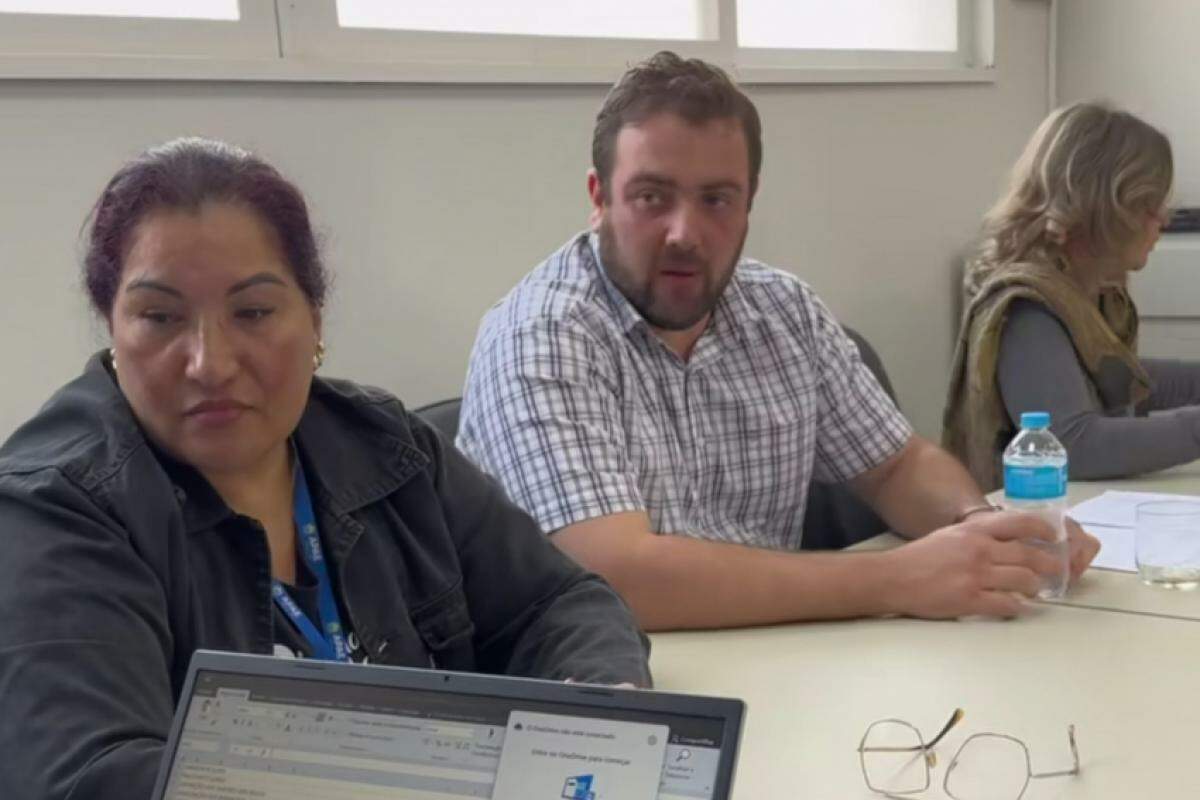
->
[0, 354, 650, 800]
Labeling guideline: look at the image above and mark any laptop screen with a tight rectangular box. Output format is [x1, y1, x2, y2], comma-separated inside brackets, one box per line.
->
[162, 668, 730, 800]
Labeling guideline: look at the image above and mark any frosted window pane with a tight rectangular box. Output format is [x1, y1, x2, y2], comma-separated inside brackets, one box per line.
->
[0, 0, 238, 20]
[738, 0, 956, 51]
[337, 0, 702, 41]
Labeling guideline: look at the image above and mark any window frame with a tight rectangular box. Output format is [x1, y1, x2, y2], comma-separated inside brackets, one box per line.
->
[0, 0, 279, 60]
[275, 0, 729, 80]
[736, 0, 995, 83]
[0, 0, 996, 85]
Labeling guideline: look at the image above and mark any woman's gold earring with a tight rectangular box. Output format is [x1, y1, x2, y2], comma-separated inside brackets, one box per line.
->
[313, 340, 326, 371]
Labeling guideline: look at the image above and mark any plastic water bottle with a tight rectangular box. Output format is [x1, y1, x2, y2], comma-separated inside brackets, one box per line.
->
[1003, 411, 1069, 599]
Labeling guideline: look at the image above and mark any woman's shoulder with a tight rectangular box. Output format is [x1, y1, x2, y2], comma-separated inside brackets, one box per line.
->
[1003, 297, 1070, 333]
[304, 376, 438, 454]
[997, 299, 1077, 375]
[0, 353, 145, 490]
[299, 377, 441, 502]
[308, 376, 409, 425]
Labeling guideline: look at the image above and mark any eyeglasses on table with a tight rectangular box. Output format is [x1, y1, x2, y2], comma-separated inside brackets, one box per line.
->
[857, 708, 1079, 799]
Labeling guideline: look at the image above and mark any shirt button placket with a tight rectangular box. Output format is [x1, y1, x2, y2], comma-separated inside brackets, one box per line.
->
[682, 368, 704, 505]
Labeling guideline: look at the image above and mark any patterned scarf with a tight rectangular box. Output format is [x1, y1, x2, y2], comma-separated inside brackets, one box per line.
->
[943, 258, 1150, 490]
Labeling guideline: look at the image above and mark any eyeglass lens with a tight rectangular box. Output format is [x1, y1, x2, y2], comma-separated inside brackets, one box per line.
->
[861, 720, 930, 795]
[944, 734, 1030, 800]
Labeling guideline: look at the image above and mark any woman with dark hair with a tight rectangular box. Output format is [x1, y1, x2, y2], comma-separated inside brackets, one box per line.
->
[0, 138, 649, 800]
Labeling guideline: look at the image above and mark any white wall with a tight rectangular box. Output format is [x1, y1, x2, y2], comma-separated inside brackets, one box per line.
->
[1056, 0, 1200, 360]
[0, 0, 1051, 442]
[1056, 0, 1200, 205]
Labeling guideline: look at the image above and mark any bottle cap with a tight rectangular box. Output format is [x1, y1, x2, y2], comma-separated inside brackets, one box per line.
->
[1020, 411, 1050, 429]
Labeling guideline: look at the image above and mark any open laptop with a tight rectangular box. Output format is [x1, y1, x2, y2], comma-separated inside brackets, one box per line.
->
[151, 650, 744, 800]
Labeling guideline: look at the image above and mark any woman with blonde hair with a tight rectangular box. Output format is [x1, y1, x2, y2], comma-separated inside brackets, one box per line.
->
[944, 102, 1200, 489]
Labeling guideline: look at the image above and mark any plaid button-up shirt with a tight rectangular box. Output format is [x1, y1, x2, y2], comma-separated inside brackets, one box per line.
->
[458, 233, 912, 550]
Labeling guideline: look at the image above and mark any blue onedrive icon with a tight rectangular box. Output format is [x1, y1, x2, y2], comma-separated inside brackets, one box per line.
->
[562, 774, 595, 800]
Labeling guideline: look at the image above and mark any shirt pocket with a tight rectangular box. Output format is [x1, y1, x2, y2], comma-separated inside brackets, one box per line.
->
[697, 398, 811, 543]
[410, 579, 477, 671]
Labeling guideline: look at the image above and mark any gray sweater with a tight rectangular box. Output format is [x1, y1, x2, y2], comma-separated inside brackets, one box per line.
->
[997, 299, 1200, 479]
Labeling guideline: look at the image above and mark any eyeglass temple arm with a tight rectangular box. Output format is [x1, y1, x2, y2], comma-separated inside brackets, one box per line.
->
[1030, 725, 1081, 779]
[858, 709, 966, 753]
[925, 708, 966, 749]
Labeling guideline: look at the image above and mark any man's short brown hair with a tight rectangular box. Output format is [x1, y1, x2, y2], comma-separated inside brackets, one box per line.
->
[592, 51, 763, 197]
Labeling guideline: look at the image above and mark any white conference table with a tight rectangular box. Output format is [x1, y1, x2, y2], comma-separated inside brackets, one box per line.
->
[856, 464, 1200, 621]
[649, 467, 1200, 798]
[1046, 464, 1200, 620]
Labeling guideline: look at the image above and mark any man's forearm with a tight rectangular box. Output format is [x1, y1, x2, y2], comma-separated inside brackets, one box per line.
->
[852, 436, 987, 539]
[588, 532, 905, 631]
[553, 506, 1074, 630]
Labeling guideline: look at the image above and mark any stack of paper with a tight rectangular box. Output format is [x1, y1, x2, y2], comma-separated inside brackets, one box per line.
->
[1067, 490, 1200, 572]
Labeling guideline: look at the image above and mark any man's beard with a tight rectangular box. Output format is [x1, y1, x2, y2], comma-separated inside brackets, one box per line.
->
[597, 219, 744, 331]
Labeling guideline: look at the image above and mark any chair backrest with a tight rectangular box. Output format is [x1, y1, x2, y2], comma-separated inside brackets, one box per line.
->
[414, 397, 462, 441]
[799, 326, 898, 551]
[419, 326, 896, 551]
[844, 327, 897, 404]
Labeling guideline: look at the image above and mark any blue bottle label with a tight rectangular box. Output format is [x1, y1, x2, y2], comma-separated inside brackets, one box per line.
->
[1004, 463, 1067, 500]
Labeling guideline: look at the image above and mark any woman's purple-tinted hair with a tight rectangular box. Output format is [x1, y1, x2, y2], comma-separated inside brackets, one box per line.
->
[84, 137, 327, 319]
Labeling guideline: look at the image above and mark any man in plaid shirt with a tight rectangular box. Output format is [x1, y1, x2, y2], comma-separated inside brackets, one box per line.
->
[458, 52, 1098, 630]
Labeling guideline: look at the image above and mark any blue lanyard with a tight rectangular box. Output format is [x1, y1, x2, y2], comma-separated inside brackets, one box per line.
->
[271, 460, 350, 662]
